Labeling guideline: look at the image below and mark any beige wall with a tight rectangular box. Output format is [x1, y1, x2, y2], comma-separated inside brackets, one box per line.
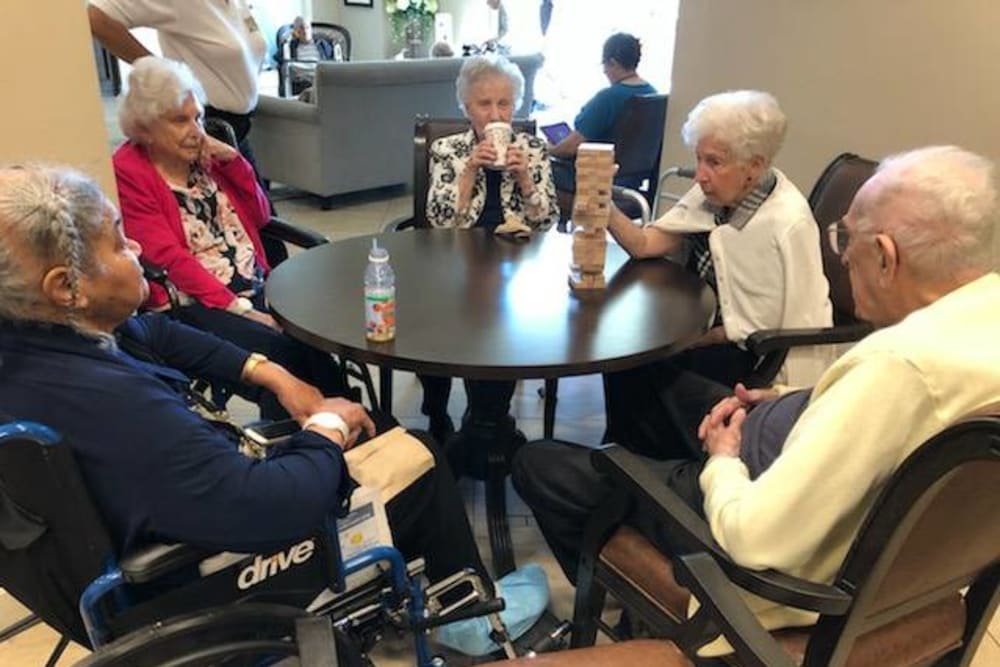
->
[313, 1, 392, 60]
[663, 0, 1000, 192]
[0, 1, 115, 197]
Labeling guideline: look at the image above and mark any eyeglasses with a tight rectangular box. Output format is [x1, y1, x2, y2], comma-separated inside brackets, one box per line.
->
[826, 219, 850, 256]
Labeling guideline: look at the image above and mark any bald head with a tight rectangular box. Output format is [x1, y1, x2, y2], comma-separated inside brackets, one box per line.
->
[855, 146, 997, 283]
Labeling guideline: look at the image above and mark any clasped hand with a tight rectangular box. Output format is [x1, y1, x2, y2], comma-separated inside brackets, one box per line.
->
[698, 383, 778, 458]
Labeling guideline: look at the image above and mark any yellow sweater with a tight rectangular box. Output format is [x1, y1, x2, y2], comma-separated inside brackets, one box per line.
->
[695, 272, 1000, 656]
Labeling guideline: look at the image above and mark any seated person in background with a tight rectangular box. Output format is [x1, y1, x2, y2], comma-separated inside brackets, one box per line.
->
[514, 145, 1000, 657]
[421, 54, 559, 471]
[548, 32, 656, 191]
[602, 90, 832, 459]
[287, 16, 334, 96]
[111, 56, 346, 421]
[0, 164, 548, 657]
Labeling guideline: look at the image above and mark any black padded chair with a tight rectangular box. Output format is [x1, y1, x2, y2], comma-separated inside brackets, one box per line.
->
[551, 414, 1000, 667]
[553, 94, 668, 222]
[275, 21, 351, 98]
[390, 116, 538, 231]
[385, 117, 538, 578]
[743, 153, 878, 385]
[0, 421, 505, 666]
[641, 152, 879, 388]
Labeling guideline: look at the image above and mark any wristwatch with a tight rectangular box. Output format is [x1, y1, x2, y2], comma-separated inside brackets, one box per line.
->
[303, 411, 351, 443]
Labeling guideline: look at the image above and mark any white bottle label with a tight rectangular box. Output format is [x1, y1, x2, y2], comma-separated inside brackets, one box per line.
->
[365, 287, 396, 342]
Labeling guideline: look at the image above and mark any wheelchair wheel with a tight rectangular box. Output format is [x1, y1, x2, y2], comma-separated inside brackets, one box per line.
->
[75, 603, 367, 667]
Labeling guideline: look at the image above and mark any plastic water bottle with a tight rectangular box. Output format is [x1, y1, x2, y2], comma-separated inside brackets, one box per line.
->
[364, 239, 396, 342]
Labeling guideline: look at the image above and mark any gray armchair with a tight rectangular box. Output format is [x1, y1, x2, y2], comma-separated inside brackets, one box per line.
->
[250, 54, 545, 208]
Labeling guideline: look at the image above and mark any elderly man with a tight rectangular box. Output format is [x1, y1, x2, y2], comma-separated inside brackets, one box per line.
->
[513, 145, 1000, 654]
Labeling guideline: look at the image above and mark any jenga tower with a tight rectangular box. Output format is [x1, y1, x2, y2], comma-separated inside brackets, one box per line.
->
[570, 143, 615, 290]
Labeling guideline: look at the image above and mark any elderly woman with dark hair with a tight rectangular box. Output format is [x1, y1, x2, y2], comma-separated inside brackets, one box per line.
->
[111, 56, 346, 420]
[421, 54, 559, 473]
[602, 90, 833, 459]
[0, 164, 549, 657]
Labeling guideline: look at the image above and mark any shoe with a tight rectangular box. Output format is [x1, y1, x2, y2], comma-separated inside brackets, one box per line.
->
[434, 563, 550, 656]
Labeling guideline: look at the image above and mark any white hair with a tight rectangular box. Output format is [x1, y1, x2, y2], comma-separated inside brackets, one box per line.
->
[0, 165, 108, 324]
[681, 90, 787, 164]
[118, 56, 206, 141]
[858, 145, 997, 281]
[455, 55, 524, 115]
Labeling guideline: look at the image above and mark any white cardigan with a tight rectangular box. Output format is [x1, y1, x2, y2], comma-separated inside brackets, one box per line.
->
[651, 170, 833, 384]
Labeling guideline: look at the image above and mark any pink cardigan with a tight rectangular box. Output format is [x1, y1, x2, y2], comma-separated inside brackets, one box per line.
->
[112, 141, 272, 310]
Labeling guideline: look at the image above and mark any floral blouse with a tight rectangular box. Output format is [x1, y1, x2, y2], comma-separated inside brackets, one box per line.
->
[171, 166, 264, 301]
[426, 129, 559, 230]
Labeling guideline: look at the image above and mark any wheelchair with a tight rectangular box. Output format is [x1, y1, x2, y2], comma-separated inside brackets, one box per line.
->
[0, 420, 523, 666]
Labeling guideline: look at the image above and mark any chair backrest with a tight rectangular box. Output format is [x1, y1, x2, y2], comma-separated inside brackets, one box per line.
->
[805, 415, 1000, 666]
[410, 117, 538, 228]
[806, 153, 878, 325]
[0, 422, 115, 646]
[276, 22, 351, 63]
[611, 94, 668, 198]
[275, 22, 351, 97]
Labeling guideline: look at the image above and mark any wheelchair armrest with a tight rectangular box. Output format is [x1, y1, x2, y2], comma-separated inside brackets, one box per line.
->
[262, 217, 329, 249]
[119, 542, 216, 584]
[745, 322, 873, 357]
[673, 552, 797, 667]
[591, 445, 853, 615]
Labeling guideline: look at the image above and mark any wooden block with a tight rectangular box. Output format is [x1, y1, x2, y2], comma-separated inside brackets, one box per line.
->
[568, 271, 606, 290]
[572, 229, 607, 270]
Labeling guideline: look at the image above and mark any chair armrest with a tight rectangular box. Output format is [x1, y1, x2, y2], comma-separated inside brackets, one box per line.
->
[673, 553, 796, 667]
[139, 258, 180, 311]
[255, 95, 321, 124]
[262, 217, 329, 249]
[383, 215, 417, 233]
[591, 445, 853, 615]
[119, 542, 216, 584]
[745, 323, 872, 357]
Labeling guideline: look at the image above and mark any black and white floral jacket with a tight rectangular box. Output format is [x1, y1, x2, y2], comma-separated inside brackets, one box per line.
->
[426, 130, 559, 230]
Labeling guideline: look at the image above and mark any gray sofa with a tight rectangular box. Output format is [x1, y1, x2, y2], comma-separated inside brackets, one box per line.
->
[250, 54, 544, 206]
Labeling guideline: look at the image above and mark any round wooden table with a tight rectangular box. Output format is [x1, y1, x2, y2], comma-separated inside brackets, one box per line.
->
[268, 228, 715, 391]
[267, 228, 715, 576]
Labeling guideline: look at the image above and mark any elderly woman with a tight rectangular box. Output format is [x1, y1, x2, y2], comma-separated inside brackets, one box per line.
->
[0, 164, 548, 656]
[427, 54, 559, 230]
[421, 54, 559, 474]
[111, 56, 345, 420]
[602, 90, 832, 459]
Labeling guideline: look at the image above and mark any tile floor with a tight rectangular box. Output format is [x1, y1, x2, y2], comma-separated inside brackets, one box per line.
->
[2, 140, 997, 665]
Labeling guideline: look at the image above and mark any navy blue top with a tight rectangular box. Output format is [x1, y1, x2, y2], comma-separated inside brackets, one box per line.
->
[0, 314, 352, 555]
[574, 81, 658, 143]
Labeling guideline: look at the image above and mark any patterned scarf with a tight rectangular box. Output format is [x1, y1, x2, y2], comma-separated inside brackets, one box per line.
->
[686, 169, 778, 294]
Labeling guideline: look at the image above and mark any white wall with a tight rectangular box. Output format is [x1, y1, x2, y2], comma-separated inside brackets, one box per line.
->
[0, 0, 115, 197]
[662, 0, 1000, 192]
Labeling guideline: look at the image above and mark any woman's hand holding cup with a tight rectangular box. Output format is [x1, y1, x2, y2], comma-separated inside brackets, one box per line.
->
[483, 121, 512, 168]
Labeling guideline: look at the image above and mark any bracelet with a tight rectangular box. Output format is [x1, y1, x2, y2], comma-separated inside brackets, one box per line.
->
[303, 411, 351, 443]
[241, 352, 268, 382]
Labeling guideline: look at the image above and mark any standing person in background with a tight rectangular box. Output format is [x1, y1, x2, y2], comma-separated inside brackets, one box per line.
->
[87, 0, 267, 175]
